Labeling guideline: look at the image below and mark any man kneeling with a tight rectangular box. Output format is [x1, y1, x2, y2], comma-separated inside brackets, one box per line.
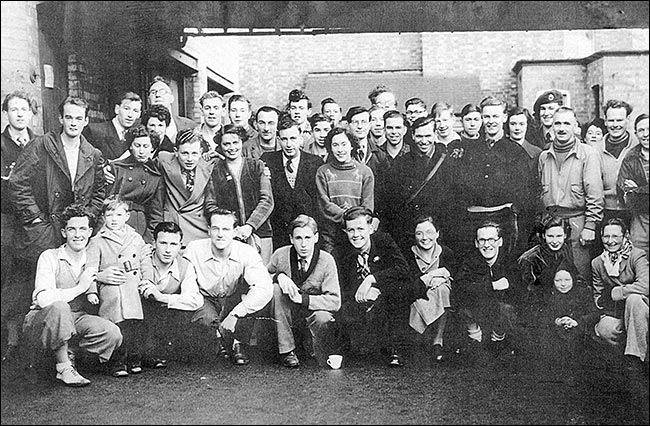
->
[22, 204, 123, 386]
[268, 215, 341, 367]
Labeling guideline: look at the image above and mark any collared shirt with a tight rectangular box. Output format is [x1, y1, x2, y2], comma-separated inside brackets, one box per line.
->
[62, 138, 80, 183]
[152, 257, 182, 295]
[32, 245, 87, 310]
[112, 117, 127, 141]
[180, 238, 273, 317]
[7, 127, 30, 147]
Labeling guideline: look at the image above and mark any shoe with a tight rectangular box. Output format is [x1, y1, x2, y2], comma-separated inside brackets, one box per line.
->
[142, 357, 167, 369]
[217, 339, 230, 359]
[281, 351, 300, 368]
[432, 344, 444, 362]
[128, 360, 142, 374]
[106, 362, 129, 377]
[231, 342, 250, 365]
[1, 345, 18, 363]
[56, 365, 91, 387]
[388, 349, 404, 367]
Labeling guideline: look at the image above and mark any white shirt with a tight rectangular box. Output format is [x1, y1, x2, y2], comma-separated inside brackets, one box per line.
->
[62, 138, 80, 184]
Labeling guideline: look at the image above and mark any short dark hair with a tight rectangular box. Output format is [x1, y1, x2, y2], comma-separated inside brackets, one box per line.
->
[581, 117, 607, 140]
[320, 97, 338, 108]
[368, 85, 393, 105]
[602, 217, 628, 236]
[216, 124, 247, 145]
[431, 102, 454, 118]
[308, 113, 332, 129]
[2, 90, 37, 113]
[277, 112, 300, 133]
[603, 99, 633, 117]
[149, 75, 170, 89]
[60, 203, 96, 230]
[228, 94, 251, 111]
[383, 109, 406, 125]
[538, 213, 571, 239]
[288, 89, 312, 109]
[153, 221, 183, 241]
[476, 220, 502, 238]
[405, 97, 427, 110]
[324, 126, 359, 159]
[205, 207, 238, 228]
[114, 91, 141, 106]
[343, 206, 374, 225]
[460, 103, 481, 118]
[141, 105, 171, 126]
[413, 214, 439, 231]
[176, 128, 202, 149]
[125, 124, 160, 149]
[58, 96, 89, 118]
[635, 113, 649, 130]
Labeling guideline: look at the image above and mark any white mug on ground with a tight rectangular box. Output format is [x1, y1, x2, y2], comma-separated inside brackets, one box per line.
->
[327, 354, 343, 369]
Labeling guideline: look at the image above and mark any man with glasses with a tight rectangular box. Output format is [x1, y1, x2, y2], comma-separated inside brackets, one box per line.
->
[148, 76, 197, 143]
[453, 221, 522, 362]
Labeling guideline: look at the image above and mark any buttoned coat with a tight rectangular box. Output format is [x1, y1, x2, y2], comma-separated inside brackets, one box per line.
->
[87, 224, 154, 323]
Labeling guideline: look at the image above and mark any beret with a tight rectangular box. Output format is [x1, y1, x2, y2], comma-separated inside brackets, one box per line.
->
[533, 89, 564, 115]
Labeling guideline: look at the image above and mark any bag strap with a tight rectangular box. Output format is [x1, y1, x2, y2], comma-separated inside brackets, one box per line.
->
[404, 152, 447, 207]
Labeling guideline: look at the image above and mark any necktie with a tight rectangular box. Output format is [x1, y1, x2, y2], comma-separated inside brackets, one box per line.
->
[545, 132, 553, 147]
[182, 169, 195, 192]
[357, 252, 370, 280]
[358, 148, 366, 162]
[16, 136, 28, 147]
[286, 159, 294, 173]
[299, 258, 307, 273]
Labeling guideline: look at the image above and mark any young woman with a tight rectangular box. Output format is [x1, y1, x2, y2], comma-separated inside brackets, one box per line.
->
[406, 216, 458, 362]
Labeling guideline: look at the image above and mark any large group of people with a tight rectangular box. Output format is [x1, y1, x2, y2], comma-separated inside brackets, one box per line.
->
[0, 78, 647, 388]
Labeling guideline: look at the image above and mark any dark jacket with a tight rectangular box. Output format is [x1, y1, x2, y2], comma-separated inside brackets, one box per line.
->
[8, 131, 106, 260]
[83, 121, 129, 161]
[260, 151, 323, 248]
[1, 126, 37, 215]
[337, 231, 410, 303]
[617, 144, 649, 215]
[107, 155, 162, 241]
[453, 249, 522, 311]
[204, 158, 274, 238]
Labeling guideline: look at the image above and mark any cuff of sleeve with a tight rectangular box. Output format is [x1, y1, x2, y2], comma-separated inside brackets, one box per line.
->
[230, 304, 247, 318]
[583, 221, 597, 231]
[611, 286, 624, 301]
[301, 293, 310, 308]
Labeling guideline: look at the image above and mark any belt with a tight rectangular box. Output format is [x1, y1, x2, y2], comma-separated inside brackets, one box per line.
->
[467, 203, 513, 213]
[544, 206, 586, 219]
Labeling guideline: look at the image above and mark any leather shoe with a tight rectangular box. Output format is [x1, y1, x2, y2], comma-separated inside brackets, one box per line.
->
[281, 351, 300, 368]
[388, 352, 404, 367]
[142, 357, 167, 369]
[217, 339, 230, 359]
[432, 344, 443, 362]
[231, 342, 249, 365]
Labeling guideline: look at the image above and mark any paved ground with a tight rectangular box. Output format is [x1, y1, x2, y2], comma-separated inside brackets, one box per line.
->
[2, 331, 648, 425]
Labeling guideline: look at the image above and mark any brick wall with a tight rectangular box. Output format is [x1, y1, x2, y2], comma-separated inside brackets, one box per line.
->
[68, 54, 109, 122]
[203, 28, 648, 115]
[1, 1, 43, 132]
[601, 55, 649, 125]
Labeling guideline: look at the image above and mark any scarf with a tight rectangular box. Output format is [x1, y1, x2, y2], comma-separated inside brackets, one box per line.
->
[411, 244, 442, 274]
[600, 237, 633, 277]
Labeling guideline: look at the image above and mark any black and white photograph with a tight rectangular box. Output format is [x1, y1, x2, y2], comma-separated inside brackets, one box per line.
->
[1, 1, 648, 424]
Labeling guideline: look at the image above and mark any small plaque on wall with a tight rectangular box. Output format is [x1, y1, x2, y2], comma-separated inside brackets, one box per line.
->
[43, 64, 54, 89]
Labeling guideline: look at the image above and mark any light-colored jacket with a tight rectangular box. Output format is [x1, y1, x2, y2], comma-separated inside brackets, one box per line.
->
[87, 224, 154, 323]
[538, 141, 604, 228]
[152, 152, 216, 246]
[600, 138, 637, 211]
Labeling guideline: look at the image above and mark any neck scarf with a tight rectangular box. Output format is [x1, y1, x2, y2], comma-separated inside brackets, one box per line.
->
[600, 237, 633, 277]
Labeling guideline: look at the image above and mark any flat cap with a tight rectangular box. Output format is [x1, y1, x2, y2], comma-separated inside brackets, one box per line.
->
[533, 89, 564, 115]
